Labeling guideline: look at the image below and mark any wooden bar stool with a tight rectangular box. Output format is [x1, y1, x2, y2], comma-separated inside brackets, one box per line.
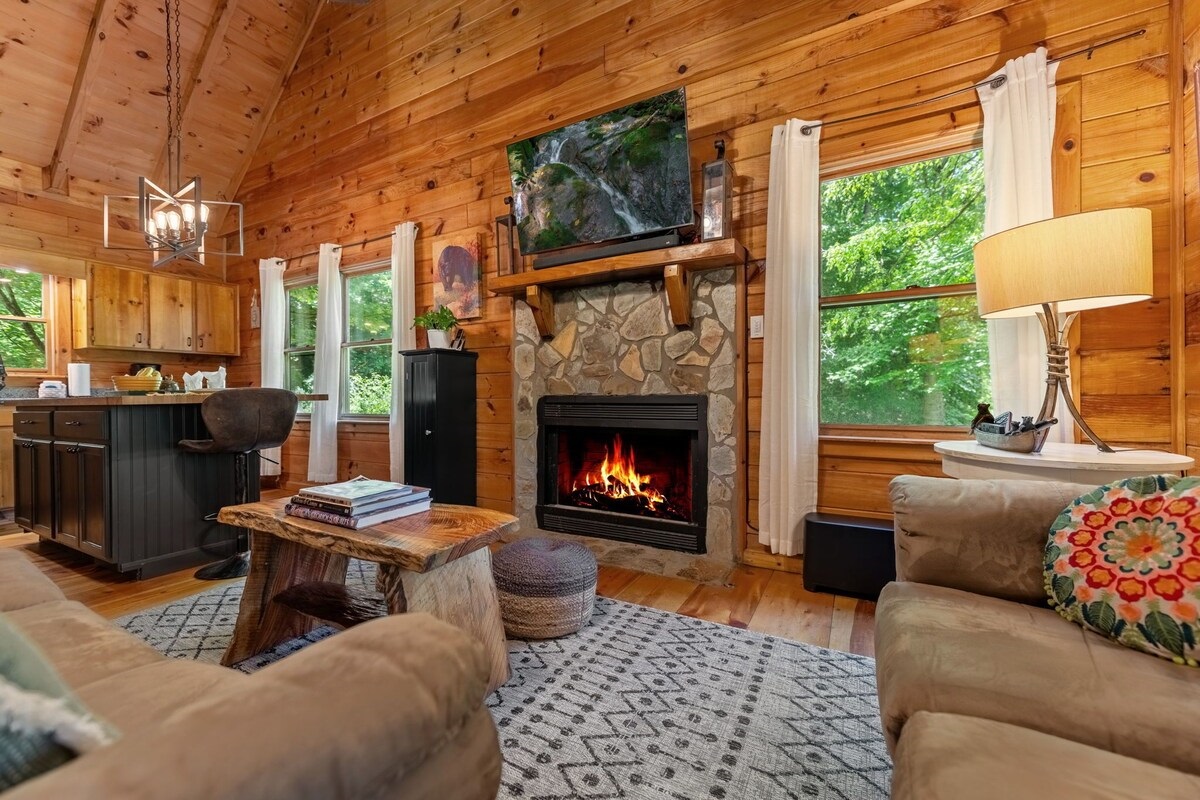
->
[180, 388, 298, 579]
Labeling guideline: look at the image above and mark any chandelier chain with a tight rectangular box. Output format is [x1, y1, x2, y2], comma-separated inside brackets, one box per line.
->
[165, 0, 183, 186]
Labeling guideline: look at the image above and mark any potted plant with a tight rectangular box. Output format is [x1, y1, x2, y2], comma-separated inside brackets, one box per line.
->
[412, 306, 459, 349]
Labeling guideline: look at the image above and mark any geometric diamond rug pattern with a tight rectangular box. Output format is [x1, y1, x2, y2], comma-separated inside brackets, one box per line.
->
[115, 561, 891, 799]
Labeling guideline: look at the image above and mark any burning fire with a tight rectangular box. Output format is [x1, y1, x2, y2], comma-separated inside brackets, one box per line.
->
[569, 434, 682, 519]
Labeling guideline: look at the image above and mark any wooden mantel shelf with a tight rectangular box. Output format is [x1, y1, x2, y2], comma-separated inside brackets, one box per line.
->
[489, 238, 749, 337]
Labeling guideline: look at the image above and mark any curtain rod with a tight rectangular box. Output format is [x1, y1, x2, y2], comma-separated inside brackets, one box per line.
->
[799, 29, 1146, 136]
[281, 231, 396, 264]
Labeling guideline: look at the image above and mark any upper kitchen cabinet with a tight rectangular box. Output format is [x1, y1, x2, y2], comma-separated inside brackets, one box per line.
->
[73, 264, 149, 350]
[72, 264, 240, 357]
[193, 281, 239, 356]
[148, 274, 195, 352]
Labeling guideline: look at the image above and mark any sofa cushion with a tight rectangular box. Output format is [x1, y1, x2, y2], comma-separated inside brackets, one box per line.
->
[0, 615, 116, 792]
[1045, 475, 1200, 666]
[76, 660, 243, 735]
[875, 581, 1200, 774]
[4, 602, 162, 690]
[0, 552, 65, 613]
[892, 711, 1200, 800]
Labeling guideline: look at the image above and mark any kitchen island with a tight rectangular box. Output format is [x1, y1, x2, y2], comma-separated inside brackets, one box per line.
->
[9, 394, 256, 578]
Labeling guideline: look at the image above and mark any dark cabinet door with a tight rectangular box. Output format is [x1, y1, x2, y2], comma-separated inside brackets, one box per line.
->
[53, 442, 109, 558]
[404, 354, 438, 491]
[53, 443, 83, 550]
[402, 350, 477, 505]
[14, 438, 53, 537]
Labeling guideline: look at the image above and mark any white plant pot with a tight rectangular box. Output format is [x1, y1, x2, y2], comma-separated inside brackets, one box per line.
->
[427, 329, 452, 349]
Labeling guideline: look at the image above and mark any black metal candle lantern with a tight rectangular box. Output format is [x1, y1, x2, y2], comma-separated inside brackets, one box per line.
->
[701, 140, 734, 242]
[495, 197, 520, 276]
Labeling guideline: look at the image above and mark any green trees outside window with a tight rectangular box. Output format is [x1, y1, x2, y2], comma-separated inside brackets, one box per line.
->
[284, 269, 394, 418]
[819, 150, 990, 427]
[0, 269, 48, 371]
[343, 270, 393, 416]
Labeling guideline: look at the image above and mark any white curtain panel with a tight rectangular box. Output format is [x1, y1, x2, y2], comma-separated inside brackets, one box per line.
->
[390, 222, 418, 482]
[757, 120, 821, 556]
[308, 243, 343, 482]
[978, 48, 1069, 443]
[258, 257, 286, 476]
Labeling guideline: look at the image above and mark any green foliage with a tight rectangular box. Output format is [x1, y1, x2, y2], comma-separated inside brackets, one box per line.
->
[412, 306, 458, 331]
[347, 271, 392, 342]
[346, 344, 391, 415]
[287, 284, 318, 348]
[507, 139, 537, 188]
[622, 121, 672, 168]
[819, 151, 989, 426]
[0, 269, 47, 370]
[531, 218, 577, 251]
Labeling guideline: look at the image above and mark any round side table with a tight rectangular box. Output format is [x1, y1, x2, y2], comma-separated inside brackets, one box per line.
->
[933, 441, 1194, 485]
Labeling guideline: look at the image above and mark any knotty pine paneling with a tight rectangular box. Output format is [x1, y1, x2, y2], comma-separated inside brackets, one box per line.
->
[1182, 0, 1199, 457]
[220, 0, 1179, 552]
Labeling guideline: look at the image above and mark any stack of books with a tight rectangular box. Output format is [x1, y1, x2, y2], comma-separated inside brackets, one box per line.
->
[285, 477, 431, 530]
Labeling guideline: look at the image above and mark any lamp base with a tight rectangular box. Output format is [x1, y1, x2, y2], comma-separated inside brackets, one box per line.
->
[1036, 304, 1114, 453]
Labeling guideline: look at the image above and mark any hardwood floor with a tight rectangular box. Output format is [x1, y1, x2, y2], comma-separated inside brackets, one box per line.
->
[1, 532, 877, 658]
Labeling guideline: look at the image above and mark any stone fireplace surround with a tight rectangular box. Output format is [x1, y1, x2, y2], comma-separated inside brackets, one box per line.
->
[512, 269, 738, 583]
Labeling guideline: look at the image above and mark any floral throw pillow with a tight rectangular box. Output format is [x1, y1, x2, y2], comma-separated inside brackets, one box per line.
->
[1045, 475, 1200, 666]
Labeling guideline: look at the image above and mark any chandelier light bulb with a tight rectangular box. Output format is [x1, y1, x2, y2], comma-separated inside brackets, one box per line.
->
[182, 203, 196, 223]
[154, 210, 168, 231]
[200, 203, 210, 223]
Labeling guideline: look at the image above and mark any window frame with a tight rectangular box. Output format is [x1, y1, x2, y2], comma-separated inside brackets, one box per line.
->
[816, 144, 988, 432]
[283, 280, 317, 417]
[339, 262, 393, 420]
[0, 271, 51, 374]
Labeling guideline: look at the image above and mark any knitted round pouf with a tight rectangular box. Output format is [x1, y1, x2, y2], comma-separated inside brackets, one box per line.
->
[493, 538, 598, 639]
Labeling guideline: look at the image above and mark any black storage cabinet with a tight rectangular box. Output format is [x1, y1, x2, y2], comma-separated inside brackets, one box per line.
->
[802, 512, 896, 599]
[402, 349, 477, 505]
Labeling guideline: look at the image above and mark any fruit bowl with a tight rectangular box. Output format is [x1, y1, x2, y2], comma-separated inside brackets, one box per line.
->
[112, 375, 162, 392]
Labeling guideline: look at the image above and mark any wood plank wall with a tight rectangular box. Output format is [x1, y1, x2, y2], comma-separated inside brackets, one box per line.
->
[223, 0, 1180, 548]
[1182, 0, 1199, 460]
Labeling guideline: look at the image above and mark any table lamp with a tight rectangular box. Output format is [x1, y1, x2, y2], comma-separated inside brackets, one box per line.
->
[973, 207, 1153, 453]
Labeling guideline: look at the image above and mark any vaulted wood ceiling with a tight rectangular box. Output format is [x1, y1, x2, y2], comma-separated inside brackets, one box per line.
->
[0, 0, 324, 270]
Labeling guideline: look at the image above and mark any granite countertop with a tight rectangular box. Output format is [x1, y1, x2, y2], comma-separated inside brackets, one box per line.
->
[0, 393, 208, 407]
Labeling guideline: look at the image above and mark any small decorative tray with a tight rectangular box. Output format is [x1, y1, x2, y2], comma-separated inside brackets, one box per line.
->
[973, 425, 1053, 454]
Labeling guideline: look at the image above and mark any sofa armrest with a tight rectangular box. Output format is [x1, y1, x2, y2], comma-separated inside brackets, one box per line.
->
[8, 613, 502, 800]
[889, 475, 1093, 604]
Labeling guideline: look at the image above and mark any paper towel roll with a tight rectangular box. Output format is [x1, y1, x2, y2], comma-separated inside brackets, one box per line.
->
[67, 362, 91, 396]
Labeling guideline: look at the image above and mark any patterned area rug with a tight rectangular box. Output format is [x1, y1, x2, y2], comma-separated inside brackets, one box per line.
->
[115, 562, 891, 799]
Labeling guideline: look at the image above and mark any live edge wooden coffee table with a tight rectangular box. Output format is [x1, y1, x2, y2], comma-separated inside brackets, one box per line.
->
[217, 498, 519, 692]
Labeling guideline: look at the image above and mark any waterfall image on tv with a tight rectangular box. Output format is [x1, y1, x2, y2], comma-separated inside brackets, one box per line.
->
[506, 88, 693, 256]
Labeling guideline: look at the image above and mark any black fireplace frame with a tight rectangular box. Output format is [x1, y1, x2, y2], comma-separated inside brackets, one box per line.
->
[536, 394, 708, 554]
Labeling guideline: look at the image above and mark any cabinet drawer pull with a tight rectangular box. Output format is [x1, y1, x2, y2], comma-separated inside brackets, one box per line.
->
[64, 421, 82, 426]
[425, 429, 433, 436]
[198, 335, 205, 349]
[187, 336, 192, 347]
[136, 333, 143, 344]
[18, 420, 35, 425]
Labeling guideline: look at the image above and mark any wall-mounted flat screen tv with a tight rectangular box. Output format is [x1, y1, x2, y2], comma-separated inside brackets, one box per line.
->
[506, 87, 693, 257]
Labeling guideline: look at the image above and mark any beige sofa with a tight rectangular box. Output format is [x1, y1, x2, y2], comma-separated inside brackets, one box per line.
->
[877, 476, 1200, 799]
[0, 549, 502, 799]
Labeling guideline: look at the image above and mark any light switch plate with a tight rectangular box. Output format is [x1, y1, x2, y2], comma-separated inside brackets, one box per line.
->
[750, 315, 764, 339]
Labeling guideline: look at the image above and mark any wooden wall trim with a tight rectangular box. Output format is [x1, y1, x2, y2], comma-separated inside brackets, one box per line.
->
[1170, 0, 1187, 453]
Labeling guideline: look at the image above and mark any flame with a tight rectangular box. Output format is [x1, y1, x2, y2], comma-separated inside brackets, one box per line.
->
[571, 434, 669, 512]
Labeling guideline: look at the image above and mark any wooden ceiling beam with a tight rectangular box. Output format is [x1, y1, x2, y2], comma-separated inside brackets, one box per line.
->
[210, 0, 325, 239]
[42, 0, 120, 194]
[151, 0, 240, 186]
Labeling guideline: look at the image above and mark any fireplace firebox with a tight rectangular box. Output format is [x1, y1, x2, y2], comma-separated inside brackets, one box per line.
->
[537, 395, 708, 553]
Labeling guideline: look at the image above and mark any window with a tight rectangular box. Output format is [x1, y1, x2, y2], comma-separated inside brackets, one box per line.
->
[0, 268, 49, 371]
[342, 270, 393, 417]
[285, 284, 317, 414]
[819, 150, 989, 427]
